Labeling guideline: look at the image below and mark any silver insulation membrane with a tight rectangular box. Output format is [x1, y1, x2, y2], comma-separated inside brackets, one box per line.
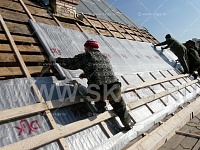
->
[1, 20, 200, 149]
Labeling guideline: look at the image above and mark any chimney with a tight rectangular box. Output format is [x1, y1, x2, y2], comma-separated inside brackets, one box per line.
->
[50, 0, 79, 19]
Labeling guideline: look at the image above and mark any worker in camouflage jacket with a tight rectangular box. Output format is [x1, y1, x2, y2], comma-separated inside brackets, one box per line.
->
[51, 39, 132, 131]
[184, 40, 200, 79]
[154, 34, 189, 74]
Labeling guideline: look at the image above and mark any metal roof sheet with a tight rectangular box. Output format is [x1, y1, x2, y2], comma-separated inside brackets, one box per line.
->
[77, 0, 143, 28]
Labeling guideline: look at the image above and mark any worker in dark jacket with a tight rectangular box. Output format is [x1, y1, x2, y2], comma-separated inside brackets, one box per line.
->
[184, 41, 200, 79]
[51, 39, 132, 131]
[154, 34, 189, 74]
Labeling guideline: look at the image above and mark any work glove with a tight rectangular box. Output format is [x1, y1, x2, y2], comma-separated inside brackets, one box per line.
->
[49, 56, 56, 63]
[79, 72, 87, 79]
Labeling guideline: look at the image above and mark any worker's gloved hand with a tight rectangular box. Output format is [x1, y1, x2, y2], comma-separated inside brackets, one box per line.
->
[79, 72, 87, 79]
[49, 56, 56, 63]
[153, 44, 157, 48]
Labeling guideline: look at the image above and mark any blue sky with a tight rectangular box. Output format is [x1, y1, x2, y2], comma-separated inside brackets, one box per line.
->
[107, 0, 200, 43]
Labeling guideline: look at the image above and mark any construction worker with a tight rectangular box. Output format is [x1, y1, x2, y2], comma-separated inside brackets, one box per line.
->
[154, 34, 189, 74]
[50, 39, 132, 131]
[184, 40, 200, 79]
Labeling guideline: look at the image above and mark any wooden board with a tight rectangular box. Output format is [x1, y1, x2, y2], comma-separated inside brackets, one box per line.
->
[13, 0, 43, 8]
[0, 110, 116, 150]
[0, 66, 53, 76]
[0, 0, 25, 12]
[0, 53, 45, 62]
[0, 7, 29, 23]
[0, 103, 47, 122]
[0, 44, 44, 53]
[0, 33, 38, 44]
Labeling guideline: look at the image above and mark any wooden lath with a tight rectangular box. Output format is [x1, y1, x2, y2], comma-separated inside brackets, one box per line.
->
[0, 73, 189, 123]
[1, 75, 199, 149]
[17, 1, 70, 149]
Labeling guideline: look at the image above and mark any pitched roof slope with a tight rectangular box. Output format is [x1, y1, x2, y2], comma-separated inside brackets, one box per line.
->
[0, 0, 199, 150]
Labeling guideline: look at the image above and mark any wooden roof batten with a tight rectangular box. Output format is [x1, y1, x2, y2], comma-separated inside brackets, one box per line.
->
[0, 1, 69, 149]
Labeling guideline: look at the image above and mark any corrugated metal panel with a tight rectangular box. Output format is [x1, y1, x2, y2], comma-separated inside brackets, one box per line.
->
[0, 78, 39, 110]
[65, 125, 108, 150]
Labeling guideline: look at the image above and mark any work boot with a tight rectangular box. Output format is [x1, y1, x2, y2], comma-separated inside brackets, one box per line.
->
[95, 101, 106, 113]
[121, 115, 133, 131]
[193, 71, 198, 79]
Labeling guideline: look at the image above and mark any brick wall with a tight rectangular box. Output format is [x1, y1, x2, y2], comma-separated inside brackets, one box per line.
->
[50, 0, 79, 18]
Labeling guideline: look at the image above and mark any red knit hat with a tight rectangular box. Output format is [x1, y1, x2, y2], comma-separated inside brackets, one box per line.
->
[84, 39, 99, 48]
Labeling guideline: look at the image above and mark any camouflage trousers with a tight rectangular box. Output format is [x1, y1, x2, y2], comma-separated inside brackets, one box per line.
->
[88, 82, 131, 128]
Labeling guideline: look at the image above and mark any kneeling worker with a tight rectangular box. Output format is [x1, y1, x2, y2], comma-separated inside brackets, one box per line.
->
[50, 39, 132, 131]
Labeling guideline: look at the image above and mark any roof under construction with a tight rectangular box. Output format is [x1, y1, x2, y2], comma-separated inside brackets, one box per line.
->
[0, 0, 200, 150]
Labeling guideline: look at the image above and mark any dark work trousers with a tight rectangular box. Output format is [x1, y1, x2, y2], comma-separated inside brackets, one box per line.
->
[173, 46, 189, 73]
[88, 82, 131, 128]
[188, 48, 200, 74]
